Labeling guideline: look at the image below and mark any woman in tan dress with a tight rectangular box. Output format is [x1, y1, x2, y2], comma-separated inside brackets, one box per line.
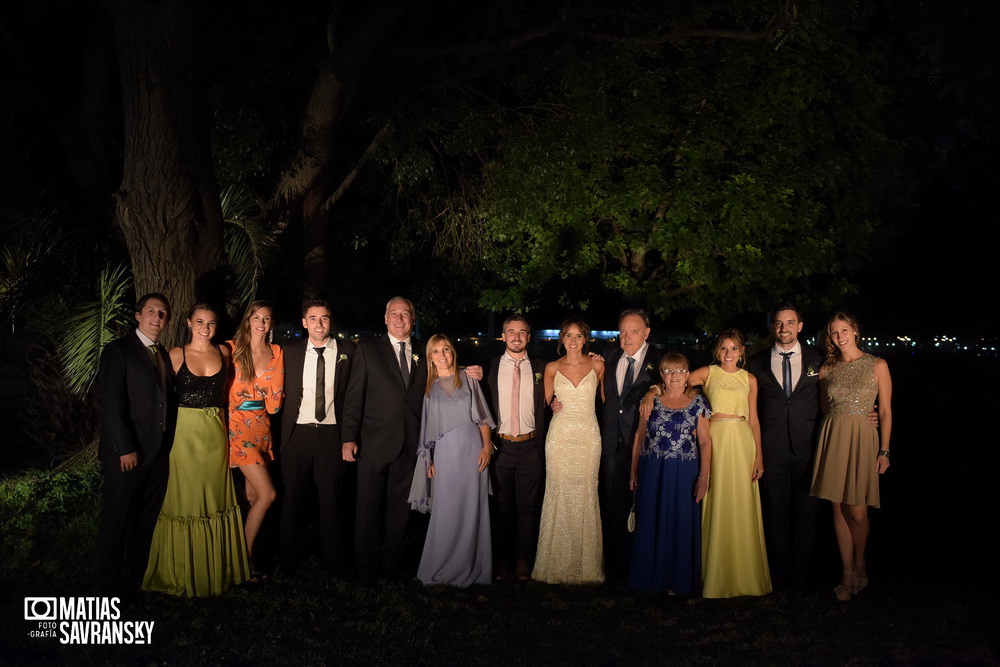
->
[811, 312, 893, 601]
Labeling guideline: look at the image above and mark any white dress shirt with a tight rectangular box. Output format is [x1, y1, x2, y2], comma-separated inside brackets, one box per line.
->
[615, 342, 649, 396]
[770, 341, 803, 394]
[297, 338, 338, 425]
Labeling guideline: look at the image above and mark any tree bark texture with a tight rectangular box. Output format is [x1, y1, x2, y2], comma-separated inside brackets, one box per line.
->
[113, 0, 223, 346]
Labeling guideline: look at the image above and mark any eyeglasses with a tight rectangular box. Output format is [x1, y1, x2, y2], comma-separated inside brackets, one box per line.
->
[661, 369, 688, 375]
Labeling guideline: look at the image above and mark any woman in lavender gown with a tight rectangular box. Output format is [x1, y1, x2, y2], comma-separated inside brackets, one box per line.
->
[408, 334, 495, 587]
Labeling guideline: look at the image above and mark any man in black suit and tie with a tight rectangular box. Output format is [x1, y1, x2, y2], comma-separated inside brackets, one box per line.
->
[599, 308, 662, 581]
[97, 292, 176, 596]
[747, 301, 822, 592]
[341, 297, 428, 580]
[487, 314, 548, 581]
[280, 300, 356, 576]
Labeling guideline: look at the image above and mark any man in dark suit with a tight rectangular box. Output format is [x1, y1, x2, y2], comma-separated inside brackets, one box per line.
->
[486, 314, 548, 581]
[280, 300, 356, 576]
[747, 301, 822, 592]
[599, 308, 662, 581]
[341, 297, 428, 580]
[97, 292, 176, 596]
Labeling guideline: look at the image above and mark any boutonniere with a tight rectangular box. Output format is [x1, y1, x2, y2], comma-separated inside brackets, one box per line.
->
[337, 353, 348, 363]
[412, 353, 420, 363]
[806, 366, 819, 377]
[534, 372, 542, 385]
[644, 363, 654, 373]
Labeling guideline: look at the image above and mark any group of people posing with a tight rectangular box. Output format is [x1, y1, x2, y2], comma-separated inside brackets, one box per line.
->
[96, 295, 891, 602]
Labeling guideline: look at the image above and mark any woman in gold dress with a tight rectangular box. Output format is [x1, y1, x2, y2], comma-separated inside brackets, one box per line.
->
[811, 313, 893, 601]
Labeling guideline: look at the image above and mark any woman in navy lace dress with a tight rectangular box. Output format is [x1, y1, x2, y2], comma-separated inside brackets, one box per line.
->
[629, 352, 712, 594]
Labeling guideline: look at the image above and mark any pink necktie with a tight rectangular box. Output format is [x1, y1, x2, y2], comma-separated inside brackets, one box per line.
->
[510, 358, 522, 436]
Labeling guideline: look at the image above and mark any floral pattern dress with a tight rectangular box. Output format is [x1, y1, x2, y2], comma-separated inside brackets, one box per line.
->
[227, 342, 284, 466]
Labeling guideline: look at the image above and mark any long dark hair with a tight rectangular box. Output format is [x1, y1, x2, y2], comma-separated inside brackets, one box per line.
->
[232, 301, 273, 383]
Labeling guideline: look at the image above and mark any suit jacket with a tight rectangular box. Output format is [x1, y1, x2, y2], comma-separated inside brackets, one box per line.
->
[485, 355, 548, 446]
[341, 336, 428, 464]
[600, 346, 663, 452]
[748, 344, 824, 463]
[98, 332, 176, 464]
[281, 338, 357, 444]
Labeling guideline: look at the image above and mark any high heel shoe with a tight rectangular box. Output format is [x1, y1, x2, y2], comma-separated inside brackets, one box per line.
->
[853, 561, 868, 595]
[834, 570, 854, 602]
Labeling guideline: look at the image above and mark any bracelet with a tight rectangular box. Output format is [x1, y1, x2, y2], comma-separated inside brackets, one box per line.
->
[877, 450, 890, 458]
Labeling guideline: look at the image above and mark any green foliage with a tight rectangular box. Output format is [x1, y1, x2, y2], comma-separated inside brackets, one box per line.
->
[373, 1, 926, 325]
[222, 186, 277, 317]
[59, 265, 133, 396]
[0, 457, 101, 580]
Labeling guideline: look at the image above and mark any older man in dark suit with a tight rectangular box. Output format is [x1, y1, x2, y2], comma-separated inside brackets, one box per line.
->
[487, 314, 548, 581]
[599, 309, 662, 581]
[341, 297, 429, 580]
[747, 301, 823, 592]
[97, 292, 176, 596]
[280, 299, 356, 577]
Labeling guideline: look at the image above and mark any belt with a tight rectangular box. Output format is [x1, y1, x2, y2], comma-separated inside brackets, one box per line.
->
[236, 400, 265, 411]
[498, 431, 537, 442]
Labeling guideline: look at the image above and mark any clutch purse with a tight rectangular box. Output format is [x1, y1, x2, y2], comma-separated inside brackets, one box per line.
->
[626, 491, 637, 533]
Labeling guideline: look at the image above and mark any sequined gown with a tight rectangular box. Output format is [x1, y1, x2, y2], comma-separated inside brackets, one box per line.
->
[811, 354, 881, 507]
[144, 350, 249, 596]
[532, 369, 604, 584]
[700, 366, 771, 598]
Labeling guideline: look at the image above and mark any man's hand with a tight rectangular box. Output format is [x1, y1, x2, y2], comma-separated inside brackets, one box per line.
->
[342, 441, 358, 462]
[551, 397, 562, 413]
[119, 452, 139, 472]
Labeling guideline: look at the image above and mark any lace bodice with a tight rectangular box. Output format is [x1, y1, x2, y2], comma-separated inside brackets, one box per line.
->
[552, 369, 599, 417]
[825, 353, 879, 416]
[702, 366, 749, 418]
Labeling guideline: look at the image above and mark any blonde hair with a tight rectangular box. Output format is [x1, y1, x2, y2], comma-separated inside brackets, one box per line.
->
[425, 334, 461, 395]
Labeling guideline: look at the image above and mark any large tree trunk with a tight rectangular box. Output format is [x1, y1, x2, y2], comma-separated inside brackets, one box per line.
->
[113, 0, 223, 346]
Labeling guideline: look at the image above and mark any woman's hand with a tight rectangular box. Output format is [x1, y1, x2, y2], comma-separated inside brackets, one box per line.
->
[751, 455, 763, 481]
[629, 469, 639, 491]
[876, 453, 890, 474]
[427, 463, 436, 479]
[694, 476, 709, 503]
[477, 446, 491, 472]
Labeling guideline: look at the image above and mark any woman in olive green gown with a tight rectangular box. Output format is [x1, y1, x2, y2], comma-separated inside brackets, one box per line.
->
[143, 304, 249, 597]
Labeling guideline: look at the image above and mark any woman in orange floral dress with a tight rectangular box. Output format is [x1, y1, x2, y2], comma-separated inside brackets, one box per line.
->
[227, 301, 284, 580]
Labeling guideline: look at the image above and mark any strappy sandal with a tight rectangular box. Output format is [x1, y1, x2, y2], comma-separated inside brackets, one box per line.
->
[853, 561, 868, 595]
[834, 570, 854, 602]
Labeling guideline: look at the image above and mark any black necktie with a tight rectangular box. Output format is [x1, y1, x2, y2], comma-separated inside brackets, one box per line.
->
[780, 351, 793, 398]
[398, 341, 410, 386]
[314, 347, 326, 421]
[621, 356, 635, 397]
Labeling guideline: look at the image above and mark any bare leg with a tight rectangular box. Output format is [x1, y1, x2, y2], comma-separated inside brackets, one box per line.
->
[239, 464, 277, 562]
[844, 504, 870, 592]
[831, 502, 856, 598]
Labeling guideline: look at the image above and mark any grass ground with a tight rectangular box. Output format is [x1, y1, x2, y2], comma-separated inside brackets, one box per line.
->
[1, 352, 997, 665]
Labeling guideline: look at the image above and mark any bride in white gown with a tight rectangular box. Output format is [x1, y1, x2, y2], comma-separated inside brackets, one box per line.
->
[532, 318, 606, 584]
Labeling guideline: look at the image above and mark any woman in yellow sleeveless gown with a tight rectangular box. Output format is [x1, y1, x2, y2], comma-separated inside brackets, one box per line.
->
[688, 329, 771, 598]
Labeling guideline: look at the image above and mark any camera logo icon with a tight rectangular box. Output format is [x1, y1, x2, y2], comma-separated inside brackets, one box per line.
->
[24, 598, 57, 621]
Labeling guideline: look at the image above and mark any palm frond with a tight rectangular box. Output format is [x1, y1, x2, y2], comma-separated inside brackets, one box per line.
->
[59, 265, 133, 396]
[222, 185, 276, 314]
